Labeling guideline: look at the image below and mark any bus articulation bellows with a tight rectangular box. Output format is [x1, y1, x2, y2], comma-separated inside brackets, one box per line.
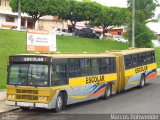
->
[6, 48, 157, 112]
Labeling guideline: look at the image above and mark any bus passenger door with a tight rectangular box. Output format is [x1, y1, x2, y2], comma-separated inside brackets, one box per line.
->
[68, 78, 83, 104]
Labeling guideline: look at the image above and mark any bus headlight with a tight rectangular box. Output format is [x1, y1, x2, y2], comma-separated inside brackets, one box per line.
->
[8, 94, 16, 100]
[39, 96, 48, 101]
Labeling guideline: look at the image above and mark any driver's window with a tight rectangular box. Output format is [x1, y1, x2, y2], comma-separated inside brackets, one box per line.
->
[9, 64, 28, 85]
[51, 64, 67, 86]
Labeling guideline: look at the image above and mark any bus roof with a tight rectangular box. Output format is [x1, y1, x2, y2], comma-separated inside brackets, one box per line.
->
[11, 48, 154, 58]
[13, 53, 116, 58]
[111, 48, 155, 55]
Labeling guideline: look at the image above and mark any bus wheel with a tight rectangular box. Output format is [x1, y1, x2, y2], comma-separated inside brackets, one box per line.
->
[20, 107, 30, 111]
[54, 92, 64, 113]
[139, 75, 146, 88]
[103, 84, 112, 100]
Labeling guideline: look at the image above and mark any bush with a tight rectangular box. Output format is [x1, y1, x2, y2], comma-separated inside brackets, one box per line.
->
[127, 22, 156, 48]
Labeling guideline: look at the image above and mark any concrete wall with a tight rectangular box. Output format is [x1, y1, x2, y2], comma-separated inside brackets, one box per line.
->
[38, 20, 68, 31]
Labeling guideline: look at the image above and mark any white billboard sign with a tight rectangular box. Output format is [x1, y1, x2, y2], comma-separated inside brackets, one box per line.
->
[27, 29, 56, 52]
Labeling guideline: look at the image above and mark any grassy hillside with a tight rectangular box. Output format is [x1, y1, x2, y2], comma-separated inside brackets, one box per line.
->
[57, 36, 129, 53]
[0, 30, 26, 89]
[0, 30, 159, 89]
[0, 29, 129, 89]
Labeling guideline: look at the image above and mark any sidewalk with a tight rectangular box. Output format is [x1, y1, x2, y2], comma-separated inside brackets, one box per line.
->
[0, 90, 19, 113]
[0, 100, 19, 113]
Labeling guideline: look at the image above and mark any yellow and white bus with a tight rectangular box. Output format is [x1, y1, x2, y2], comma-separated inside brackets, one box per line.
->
[6, 48, 157, 112]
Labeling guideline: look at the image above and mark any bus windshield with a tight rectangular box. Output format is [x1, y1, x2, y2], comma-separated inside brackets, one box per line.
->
[8, 64, 49, 86]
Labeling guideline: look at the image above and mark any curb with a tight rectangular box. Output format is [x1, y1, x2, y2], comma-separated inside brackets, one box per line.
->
[0, 107, 20, 114]
[0, 90, 20, 114]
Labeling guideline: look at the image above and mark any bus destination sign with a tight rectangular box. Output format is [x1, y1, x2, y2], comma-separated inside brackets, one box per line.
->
[24, 57, 45, 62]
[10, 56, 48, 63]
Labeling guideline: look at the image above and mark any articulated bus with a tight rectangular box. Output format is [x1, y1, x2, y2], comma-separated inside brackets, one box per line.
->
[6, 48, 157, 112]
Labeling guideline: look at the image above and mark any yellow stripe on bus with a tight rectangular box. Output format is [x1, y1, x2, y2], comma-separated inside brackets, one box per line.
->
[128, 81, 140, 85]
[70, 96, 88, 99]
[125, 63, 157, 77]
[148, 63, 157, 70]
[69, 73, 117, 86]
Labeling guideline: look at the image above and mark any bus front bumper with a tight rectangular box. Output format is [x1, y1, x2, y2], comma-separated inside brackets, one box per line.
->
[5, 101, 54, 109]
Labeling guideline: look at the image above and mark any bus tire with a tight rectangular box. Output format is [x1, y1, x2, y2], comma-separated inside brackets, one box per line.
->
[103, 83, 112, 100]
[20, 107, 30, 111]
[54, 92, 65, 113]
[139, 75, 146, 88]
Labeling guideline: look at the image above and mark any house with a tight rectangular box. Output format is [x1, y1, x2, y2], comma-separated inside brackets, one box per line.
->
[0, 0, 67, 30]
[0, 0, 33, 29]
[93, 26, 126, 36]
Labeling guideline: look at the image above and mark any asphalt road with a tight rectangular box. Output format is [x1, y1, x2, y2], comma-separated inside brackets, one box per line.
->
[1, 77, 160, 120]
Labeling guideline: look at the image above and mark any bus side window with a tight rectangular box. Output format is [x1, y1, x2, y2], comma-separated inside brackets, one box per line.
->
[146, 52, 152, 64]
[124, 55, 132, 70]
[91, 58, 99, 75]
[132, 54, 138, 67]
[110, 58, 116, 73]
[101, 58, 110, 74]
[139, 53, 146, 66]
[51, 64, 67, 86]
[68, 59, 80, 78]
[80, 59, 92, 76]
[151, 51, 155, 63]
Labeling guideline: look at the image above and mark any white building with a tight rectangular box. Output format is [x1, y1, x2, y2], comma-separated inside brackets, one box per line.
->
[0, 0, 67, 30]
[0, 0, 34, 29]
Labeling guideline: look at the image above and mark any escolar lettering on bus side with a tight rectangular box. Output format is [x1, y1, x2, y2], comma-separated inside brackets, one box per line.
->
[86, 75, 104, 84]
[135, 66, 148, 73]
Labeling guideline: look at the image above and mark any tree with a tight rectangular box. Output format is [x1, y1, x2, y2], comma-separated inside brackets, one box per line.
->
[10, 0, 70, 29]
[81, 1, 102, 21]
[127, 0, 158, 47]
[90, 5, 129, 35]
[128, 0, 158, 23]
[10, 0, 50, 28]
[58, 0, 102, 31]
[127, 22, 155, 48]
[48, 0, 70, 19]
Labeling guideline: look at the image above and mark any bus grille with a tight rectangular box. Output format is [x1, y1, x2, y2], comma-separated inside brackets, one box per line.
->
[16, 89, 38, 94]
[16, 89, 38, 101]
[16, 95, 38, 100]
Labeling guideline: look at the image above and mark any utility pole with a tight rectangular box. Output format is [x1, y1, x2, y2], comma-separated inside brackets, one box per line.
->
[17, 0, 21, 31]
[132, 0, 135, 48]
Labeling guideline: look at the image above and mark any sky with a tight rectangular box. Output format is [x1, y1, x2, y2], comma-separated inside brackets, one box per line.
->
[94, 0, 160, 33]
[94, 0, 127, 8]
